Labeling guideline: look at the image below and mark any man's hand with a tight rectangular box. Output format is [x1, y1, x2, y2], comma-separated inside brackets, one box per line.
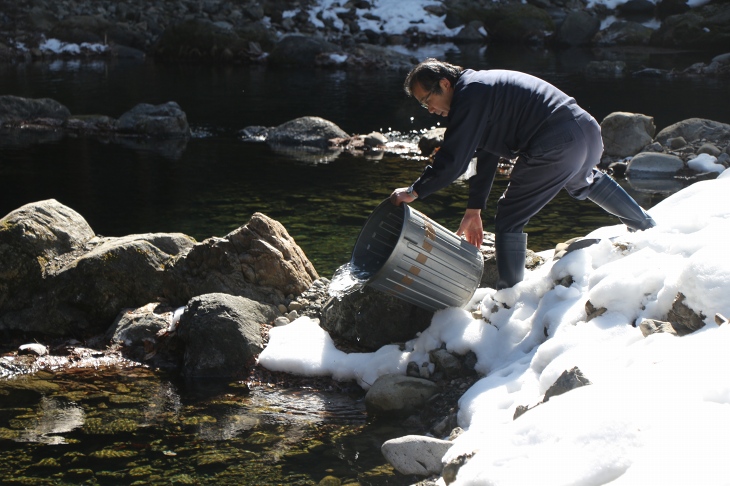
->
[390, 187, 417, 206]
[456, 208, 484, 248]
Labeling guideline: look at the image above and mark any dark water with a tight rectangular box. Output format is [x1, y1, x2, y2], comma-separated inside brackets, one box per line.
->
[2, 46, 729, 276]
[1, 44, 729, 484]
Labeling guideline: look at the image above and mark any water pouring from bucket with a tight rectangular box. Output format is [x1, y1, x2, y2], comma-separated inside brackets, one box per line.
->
[329, 199, 484, 312]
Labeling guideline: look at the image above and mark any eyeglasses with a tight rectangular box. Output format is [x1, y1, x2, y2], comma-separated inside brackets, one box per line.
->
[418, 91, 434, 109]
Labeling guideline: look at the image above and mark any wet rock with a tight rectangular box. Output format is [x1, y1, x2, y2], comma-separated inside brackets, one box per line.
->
[266, 116, 349, 150]
[381, 435, 453, 476]
[320, 286, 434, 351]
[626, 152, 685, 177]
[178, 293, 278, 378]
[601, 112, 655, 158]
[418, 127, 447, 156]
[116, 101, 191, 138]
[106, 302, 180, 364]
[365, 374, 439, 417]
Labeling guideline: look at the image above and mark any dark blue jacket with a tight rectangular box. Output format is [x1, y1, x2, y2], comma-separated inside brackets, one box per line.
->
[411, 69, 583, 209]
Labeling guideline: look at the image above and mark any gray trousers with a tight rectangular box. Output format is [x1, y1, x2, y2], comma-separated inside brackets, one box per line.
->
[494, 110, 605, 234]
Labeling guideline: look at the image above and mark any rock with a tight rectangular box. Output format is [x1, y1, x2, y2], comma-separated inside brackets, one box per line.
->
[266, 116, 349, 149]
[116, 101, 191, 138]
[543, 366, 592, 402]
[320, 286, 434, 351]
[0, 200, 314, 338]
[482, 3, 555, 45]
[593, 20, 654, 46]
[170, 212, 319, 308]
[381, 435, 453, 476]
[454, 21, 487, 44]
[626, 152, 685, 177]
[601, 112, 655, 157]
[639, 318, 678, 337]
[555, 10, 600, 47]
[0, 199, 95, 318]
[655, 118, 730, 145]
[178, 293, 278, 378]
[429, 349, 462, 379]
[154, 19, 248, 61]
[269, 34, 342, 66]
[364, 374, 439, 417]
[667, 292, 705, 336]
[697, 143, 721, 157]
[667, 136, 687, 149]
[0, 95, 71, 127]
[650, 2, 730, 50]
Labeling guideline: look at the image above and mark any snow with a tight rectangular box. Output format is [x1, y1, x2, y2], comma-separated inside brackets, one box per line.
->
[259, 168, 730, 484]
[688, 153, 725, 174]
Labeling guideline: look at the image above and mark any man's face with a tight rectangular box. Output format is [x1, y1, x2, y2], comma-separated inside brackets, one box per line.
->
[413, 78, 453, 117]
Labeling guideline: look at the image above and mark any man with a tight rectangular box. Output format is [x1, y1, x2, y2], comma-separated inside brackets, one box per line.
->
[390, 58, 655, 290]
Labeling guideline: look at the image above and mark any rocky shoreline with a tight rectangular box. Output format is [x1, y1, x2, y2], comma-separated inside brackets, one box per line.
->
[0, 0, 729, 77]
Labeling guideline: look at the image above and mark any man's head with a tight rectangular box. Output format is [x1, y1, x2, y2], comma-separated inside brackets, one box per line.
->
[404, 58, 464, 117]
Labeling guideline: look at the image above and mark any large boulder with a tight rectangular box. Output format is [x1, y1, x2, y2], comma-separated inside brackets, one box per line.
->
[170, 212, 319, 306]
[0, 96, 71, 127]
[601, 112, 656, 157]
[178, 293, 279, 378]
[266, 116, 349, 149]
[320, 286, 434, 351]
[0, 200, 94, 315]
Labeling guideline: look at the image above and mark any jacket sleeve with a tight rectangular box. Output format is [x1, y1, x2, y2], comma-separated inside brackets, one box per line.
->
[467, 151, 500, 209]
[412, 85, 491, 199]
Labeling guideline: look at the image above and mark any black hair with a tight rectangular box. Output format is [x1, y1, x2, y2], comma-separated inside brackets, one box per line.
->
[403, 58, 464, 97]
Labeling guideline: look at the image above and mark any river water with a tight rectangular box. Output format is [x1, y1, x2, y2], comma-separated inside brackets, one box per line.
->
[1, 44, 728, 484]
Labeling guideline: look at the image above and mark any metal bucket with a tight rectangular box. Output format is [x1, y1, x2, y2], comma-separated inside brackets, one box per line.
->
[351, 199, 484, 312]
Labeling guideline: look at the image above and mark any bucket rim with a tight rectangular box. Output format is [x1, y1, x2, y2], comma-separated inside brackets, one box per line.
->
[349, 198, 412, 283]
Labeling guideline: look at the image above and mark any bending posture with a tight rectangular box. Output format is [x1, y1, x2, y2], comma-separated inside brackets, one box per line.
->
[390, 58, 655, 290]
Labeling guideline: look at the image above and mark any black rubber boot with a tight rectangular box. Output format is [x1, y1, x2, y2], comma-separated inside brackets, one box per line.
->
[587, 175, 656, 231]
[495, 232, 528, 290]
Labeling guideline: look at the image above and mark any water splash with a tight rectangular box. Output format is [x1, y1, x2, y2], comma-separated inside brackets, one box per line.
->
[328, 262, 371, 300]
